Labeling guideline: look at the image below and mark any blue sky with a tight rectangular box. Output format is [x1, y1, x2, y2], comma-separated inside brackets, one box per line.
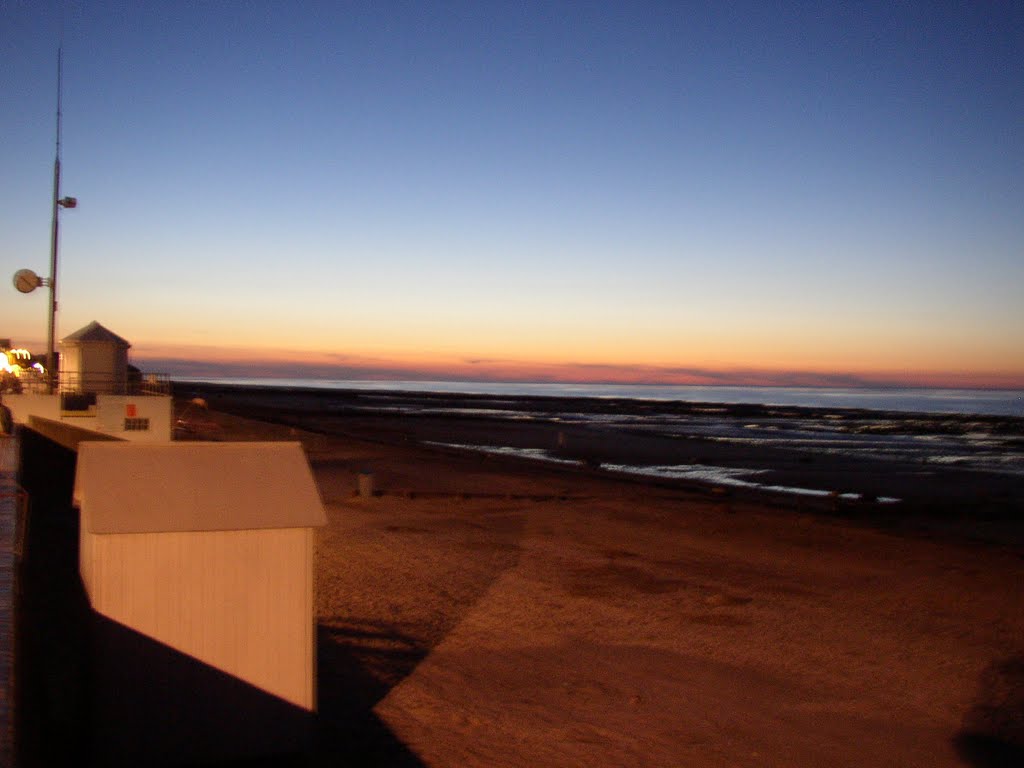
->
[3, 1, 1022, 386]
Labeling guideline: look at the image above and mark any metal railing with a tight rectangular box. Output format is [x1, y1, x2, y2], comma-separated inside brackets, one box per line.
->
[8, 370, 171, 397]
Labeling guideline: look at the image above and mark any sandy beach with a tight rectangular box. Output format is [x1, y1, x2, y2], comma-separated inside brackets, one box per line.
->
[176, 389, 1024, 767]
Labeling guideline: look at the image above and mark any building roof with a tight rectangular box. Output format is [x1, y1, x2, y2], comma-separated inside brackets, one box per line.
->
[73, 442, 327, 533]
[61, 321, 131, 347]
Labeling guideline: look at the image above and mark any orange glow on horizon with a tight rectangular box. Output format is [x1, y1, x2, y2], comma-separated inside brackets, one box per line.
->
[127, 340, 1024, 390]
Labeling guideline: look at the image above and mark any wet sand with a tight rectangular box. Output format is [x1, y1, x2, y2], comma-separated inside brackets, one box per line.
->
[177, 391, 1024, 767]
[176, 382, 1024, 524]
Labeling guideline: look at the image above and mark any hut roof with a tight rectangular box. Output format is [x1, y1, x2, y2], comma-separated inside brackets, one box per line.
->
[73, 442, 327, 534]
[62, 321, 131, 347]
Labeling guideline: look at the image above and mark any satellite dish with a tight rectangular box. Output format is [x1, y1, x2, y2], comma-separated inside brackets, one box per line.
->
[13, 269, 41, 294]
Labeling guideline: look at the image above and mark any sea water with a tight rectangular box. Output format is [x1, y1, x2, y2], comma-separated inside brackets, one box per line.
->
[175, 377, 1024, 417]
[174, 376, 1024, 484]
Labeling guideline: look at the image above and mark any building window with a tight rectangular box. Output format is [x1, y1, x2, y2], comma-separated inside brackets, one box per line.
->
[124, 417, 150, 431]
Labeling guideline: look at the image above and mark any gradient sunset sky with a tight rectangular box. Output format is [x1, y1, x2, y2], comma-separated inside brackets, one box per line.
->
[3, 1, 1022, 387]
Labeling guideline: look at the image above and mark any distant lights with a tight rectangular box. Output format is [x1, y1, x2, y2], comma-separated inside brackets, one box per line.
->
[0, 349, 45, 377]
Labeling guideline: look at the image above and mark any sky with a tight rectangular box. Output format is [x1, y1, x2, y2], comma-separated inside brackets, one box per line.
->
[2, 1, 1022, 388]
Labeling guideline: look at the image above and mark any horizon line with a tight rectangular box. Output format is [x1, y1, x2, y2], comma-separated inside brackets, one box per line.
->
[133, 355, 1024, 391]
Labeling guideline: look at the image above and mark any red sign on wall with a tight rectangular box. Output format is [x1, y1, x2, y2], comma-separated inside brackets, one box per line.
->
[125, 403, 137, 418]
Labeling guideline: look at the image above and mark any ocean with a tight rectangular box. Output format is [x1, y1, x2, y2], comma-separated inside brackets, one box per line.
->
[176, 377, 1024, 491]
[175, 377, 1024, 418]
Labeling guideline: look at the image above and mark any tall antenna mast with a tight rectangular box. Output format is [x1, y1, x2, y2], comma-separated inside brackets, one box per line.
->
[46, 44, 63, 393]
[12, 14, 76, 378]
[45, 28, 77, 395]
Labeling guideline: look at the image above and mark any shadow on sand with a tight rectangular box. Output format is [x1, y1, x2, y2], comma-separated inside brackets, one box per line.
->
[314, 619, 427, 766]
[954, 656, 1024, 768]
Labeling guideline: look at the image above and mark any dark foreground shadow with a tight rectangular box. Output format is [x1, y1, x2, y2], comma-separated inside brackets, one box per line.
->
[955, 656, 1024, 768]
[15, 425, 423, 767]
[16, 427, 91, 766]
[25, 591, 424, 767]
[90, 614, 314, 767]
[314, 620, 427, 767]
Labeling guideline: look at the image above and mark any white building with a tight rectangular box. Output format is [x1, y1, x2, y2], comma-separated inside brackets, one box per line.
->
[60, 320, 131, 394]
[4, 321, 171, 442]
[74, 441, 325, 763]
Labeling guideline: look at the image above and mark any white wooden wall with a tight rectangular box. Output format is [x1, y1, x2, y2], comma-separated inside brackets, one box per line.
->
[80, 526, 316, 710]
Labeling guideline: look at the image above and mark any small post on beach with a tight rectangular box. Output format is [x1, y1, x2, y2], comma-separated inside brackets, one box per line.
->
[358, 470, 375, 499]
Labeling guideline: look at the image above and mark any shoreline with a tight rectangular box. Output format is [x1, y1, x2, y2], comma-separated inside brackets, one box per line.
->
[169, 377, 1024, 417]
[171, 379, 1024, 420]
[173, 382, 1024, 539]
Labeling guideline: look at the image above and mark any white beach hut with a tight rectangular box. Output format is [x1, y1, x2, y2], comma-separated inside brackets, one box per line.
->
[74, 441, 327, 764]
[60, 320, 130, 394]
